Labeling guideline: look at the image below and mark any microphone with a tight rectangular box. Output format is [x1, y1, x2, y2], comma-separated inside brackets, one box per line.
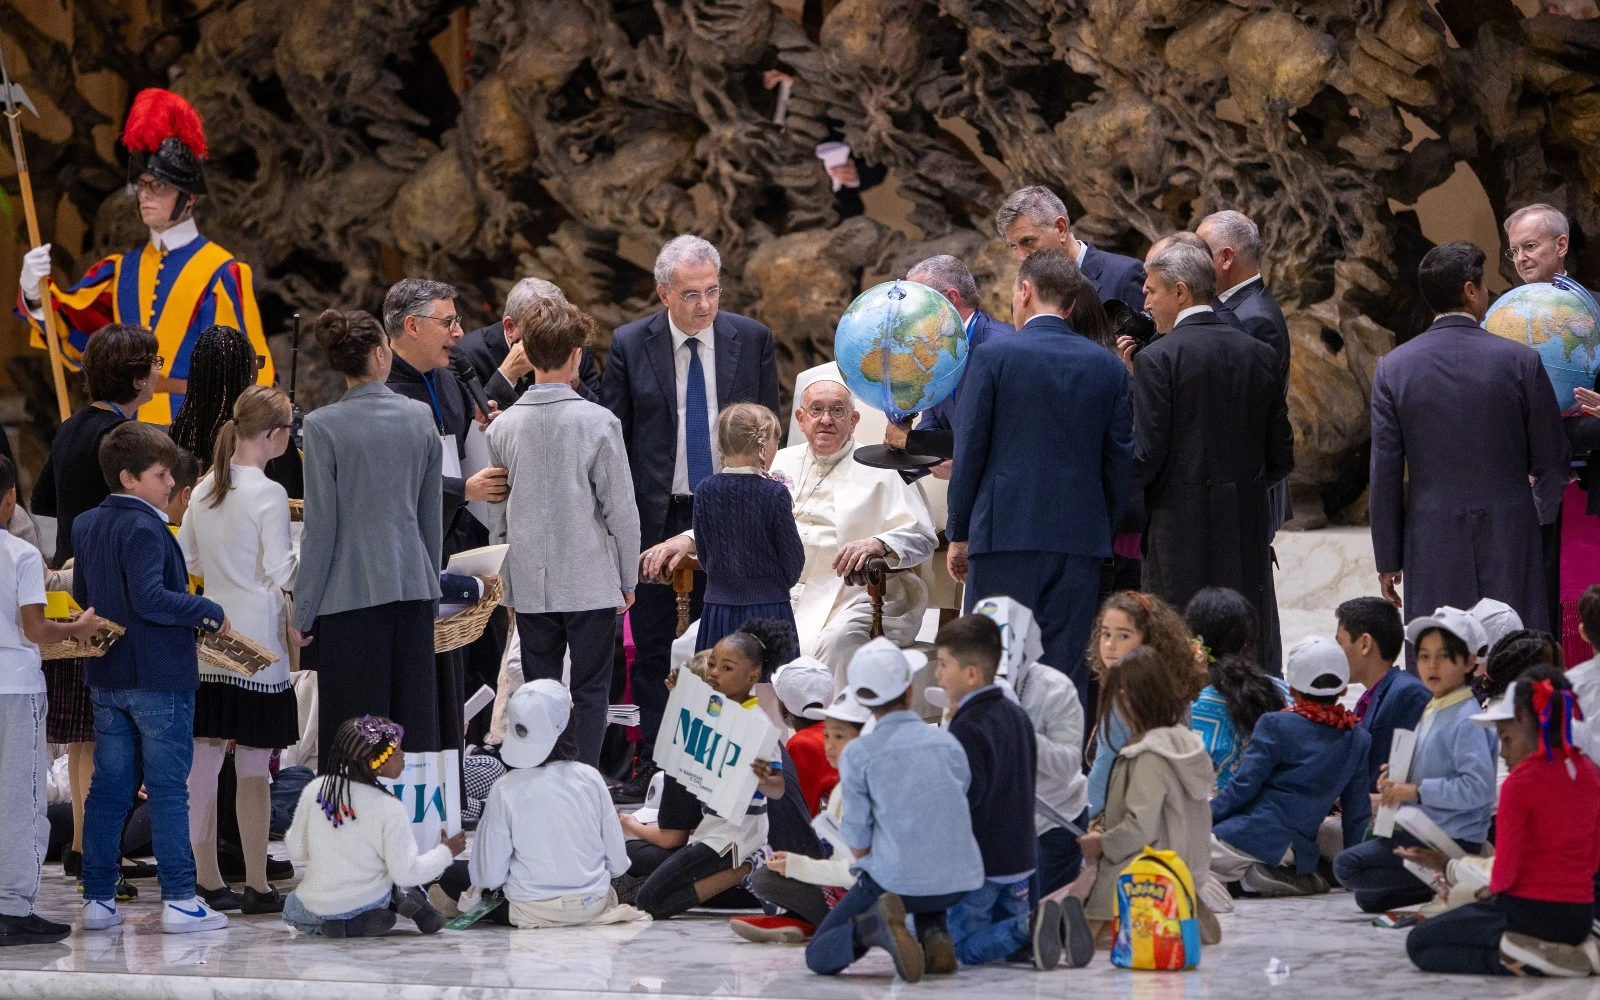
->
[450, 355, 494, 422]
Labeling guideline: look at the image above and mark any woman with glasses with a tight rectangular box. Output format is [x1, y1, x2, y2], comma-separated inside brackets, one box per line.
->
[177, 385, 301, 915]
[171, 324, 303, 497]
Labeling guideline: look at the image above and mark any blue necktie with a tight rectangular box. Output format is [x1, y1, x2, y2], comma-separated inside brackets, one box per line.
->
[684, 337, 713, 492]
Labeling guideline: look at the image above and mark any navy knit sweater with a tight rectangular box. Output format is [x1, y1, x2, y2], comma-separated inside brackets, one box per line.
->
[692, 472, 805, 606]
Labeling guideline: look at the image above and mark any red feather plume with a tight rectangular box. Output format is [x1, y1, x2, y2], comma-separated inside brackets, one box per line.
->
[121, 89, 207, 159]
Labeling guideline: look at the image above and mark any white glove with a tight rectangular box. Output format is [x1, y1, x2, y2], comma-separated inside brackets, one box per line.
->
[20, 244, 51, 305]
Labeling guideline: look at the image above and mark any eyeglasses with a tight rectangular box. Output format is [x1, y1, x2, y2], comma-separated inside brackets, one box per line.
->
[134, 177, 175, 197]
[672, 286, 721, 305]
[1505, 241, 1546, 261]
[803, 404, 852, 421]
[133, 354, 166, 370]
[418, 312, 462, 331]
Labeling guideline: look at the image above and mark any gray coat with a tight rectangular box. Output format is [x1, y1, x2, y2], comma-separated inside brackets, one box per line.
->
[487, 384, 640, 613]
[293, 381, 443, 630]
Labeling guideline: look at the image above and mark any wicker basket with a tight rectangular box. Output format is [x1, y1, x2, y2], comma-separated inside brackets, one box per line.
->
[435, 574, 503, 653]
[198, 630, 280, 678]
[40, 617, 125, 661]
[288, 498, 304, 523]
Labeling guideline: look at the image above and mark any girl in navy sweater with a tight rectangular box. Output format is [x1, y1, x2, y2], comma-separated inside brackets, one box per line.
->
[692, 403, 804, 652]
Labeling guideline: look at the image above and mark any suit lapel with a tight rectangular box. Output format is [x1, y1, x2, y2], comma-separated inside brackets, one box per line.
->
[1079, 243, 1104, 284]
[643, 311, 678, 435]
[486, 323, 509, 366]
[715, 315, 741, 404]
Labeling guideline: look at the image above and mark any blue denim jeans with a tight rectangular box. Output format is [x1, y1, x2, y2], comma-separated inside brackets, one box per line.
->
[283, 888, 392, 934]
[948, 877, 1032, 966]
[805, 871, 968, 975]
[83, 688, 197, 902]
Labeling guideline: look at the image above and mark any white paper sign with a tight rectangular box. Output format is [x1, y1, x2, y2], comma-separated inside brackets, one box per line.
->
[1373, 727, 1417, 838]
[383, 748, 462, 853]
[652, 670, 779, 821]
[462, 421, 493, 528]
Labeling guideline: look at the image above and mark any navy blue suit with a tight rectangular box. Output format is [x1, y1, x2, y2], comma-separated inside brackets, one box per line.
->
[948, 314, 1134, 699]
[1081, 243, 1147, 307]
[601, 307, 779, 749]
[906, 309, 1014, 459]
[1358, 667, 1430, 792]
[72, 495, 224, 691]
[1213, 278, 1291, 393]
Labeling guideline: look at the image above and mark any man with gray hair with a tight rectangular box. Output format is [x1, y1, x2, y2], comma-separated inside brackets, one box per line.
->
[1503, 203, 1573, 288]
[454, 276, 601, 409]
[995, 185, 1146, 305]
[1197, 210, 1290, 391]
[602, 234, 779, 801]
[1133, 243, 1294, 673]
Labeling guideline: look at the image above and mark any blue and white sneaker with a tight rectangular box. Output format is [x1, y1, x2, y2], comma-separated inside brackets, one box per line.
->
[161, 897, 228, 934]
[82, 898, 122, 930]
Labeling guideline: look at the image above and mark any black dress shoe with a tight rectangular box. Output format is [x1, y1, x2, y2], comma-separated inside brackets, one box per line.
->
[241, 885, 284, 914]
[198, 885, 243, 911]
[120, 859, 158, 880]
[394, 886, 444, 934]
[0, 913, 72, 946]
[62, 850, 82, 878]
[217, 846, 294, 882]
[610, 761, 659, 804]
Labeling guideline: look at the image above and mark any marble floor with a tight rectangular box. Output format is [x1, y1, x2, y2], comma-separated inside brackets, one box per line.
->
[1275, 526, 1382, 671]
[4, 854, 1595, 1000]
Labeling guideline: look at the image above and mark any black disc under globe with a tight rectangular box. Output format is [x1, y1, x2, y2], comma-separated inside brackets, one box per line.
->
[853, 444, 943, 471]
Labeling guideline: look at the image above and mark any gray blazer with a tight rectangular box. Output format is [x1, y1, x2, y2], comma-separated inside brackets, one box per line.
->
[487, 384, 640, 613]
[293, 381, 443, 630]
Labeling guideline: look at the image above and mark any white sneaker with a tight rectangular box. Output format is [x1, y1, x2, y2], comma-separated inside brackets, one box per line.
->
[82, 898, 122, 930]
[161, 897, 229, 934]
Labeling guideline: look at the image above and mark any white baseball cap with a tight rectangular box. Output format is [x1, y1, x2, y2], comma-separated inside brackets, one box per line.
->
[631, 771, 668, 825]
[1469, 598, 1523, 653]
[846, 637, 927, 707]
[1470, 683, 1518, 726]
[1405, 606, 1490, 657]
[500, 679, 572, 769]
[821, 689, 873, 726]
[773, 657, 836, 721]
[1285, 635, 1350, 696]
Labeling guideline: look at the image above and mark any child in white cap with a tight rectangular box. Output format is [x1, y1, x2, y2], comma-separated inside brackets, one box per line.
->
[771, 656, 840, 816]
[433, 680, 645, 928]
[1468, 597, 1523, 659]
[1209, 636, 1371, 897]
[1333, 607, 1498, 913]
[804, 637, 984, 983]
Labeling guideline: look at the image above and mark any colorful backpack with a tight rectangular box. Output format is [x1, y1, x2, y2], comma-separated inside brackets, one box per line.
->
[1110, 847, 1203, 970]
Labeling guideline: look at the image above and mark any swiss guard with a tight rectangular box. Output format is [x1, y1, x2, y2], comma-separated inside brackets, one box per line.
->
[16, 88, 273, 423]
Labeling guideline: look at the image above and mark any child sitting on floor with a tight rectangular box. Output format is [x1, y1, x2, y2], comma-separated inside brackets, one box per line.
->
[283, 716, 465, 936]
[1407, 667, 1600, 978]
[433, 680, 645, 928]
[1333, 607, 1498, 913]
[1078, 645, 1220, 951]
[1209, 636, 1370, 897]
[1184, 587, 1288, 789]
[771, 656, 839, 817]
[730, 689, 871, 944]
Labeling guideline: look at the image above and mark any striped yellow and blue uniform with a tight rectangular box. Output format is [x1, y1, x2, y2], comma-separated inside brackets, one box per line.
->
[19, 235, 274, 424]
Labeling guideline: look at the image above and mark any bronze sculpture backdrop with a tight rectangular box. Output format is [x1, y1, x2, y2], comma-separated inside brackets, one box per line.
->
[4, 0, 1598, 523]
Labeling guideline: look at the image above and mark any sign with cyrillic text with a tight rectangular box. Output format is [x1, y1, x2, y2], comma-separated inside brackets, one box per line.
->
[653, 671, 778, 820]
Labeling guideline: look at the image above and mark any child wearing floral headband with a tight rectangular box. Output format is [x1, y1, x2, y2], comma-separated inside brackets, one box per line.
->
[282, 715, 466, 937]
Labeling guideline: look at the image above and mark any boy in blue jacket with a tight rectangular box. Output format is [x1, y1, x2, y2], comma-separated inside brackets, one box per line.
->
[1209, 636, 1371, 897]
[73, 422, 232, 935]
[1335, 597, 1428, 792]
[935, 615, 1082, 971]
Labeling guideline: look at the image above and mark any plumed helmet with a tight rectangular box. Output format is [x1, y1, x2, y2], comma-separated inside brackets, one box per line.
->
[121, 89, 207, 196]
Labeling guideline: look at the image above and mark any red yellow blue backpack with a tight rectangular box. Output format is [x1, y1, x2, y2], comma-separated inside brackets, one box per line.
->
[1111, 846, 1203, 970]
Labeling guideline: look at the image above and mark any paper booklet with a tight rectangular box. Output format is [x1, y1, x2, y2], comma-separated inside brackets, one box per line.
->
[445, 544, 509, 579]
[1372, 727, 1417, 838]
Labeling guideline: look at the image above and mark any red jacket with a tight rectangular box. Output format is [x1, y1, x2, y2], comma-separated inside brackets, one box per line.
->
[786, 724, 837, 817]
[1490, 751, 1600, 903]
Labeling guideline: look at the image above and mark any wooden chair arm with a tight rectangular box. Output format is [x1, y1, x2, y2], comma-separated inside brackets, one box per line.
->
[672, 556, 701, 638]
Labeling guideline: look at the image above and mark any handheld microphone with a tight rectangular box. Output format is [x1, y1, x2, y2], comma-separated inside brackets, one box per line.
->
[450, 355, 494, 422]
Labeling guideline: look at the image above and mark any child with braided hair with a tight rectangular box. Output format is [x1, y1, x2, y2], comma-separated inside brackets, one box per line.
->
[283, 716, 465, 937]
[169, 324, 302, 496]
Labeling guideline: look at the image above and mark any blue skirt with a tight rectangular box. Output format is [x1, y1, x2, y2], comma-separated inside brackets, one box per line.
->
[696, 602, 797, 653]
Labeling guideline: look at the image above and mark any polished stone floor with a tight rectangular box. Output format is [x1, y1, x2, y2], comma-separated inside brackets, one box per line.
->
[3, 851, 1593, 1000]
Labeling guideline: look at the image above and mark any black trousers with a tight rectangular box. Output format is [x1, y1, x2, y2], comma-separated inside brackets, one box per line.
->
[631, 497, 703, 752]
[516, 609, 619, 767]
[632, 842, 757, 917]
[438, 859, 511, 925]
[1407, 896, 1592, 975]
[750, 866, 830, 926]
[313, 599, 440, 766]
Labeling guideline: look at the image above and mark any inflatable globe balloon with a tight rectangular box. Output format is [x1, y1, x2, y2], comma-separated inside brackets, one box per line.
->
[833, 279, 968, 425]
[1483, 277, 1600, 413]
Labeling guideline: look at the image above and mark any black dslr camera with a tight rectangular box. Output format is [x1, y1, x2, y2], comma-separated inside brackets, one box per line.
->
[1104, 299, 1157, 356]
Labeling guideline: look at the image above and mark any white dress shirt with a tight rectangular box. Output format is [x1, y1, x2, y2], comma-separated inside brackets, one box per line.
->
[1175, 304, 1215, 325]
[468, 761, 630, 902]
[1074, 239, 1088, 267]
[1216, 272, 1262, 303]
[669, 315, 719, 495]
[151, 218, 200, 253]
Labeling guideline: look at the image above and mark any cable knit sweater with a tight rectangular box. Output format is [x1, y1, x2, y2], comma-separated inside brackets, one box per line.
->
[691, 470, 805, 606]
[284, 781, 453, 915]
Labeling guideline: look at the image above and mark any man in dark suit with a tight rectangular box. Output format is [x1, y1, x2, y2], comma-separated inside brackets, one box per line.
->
[454, 277, 601, 409]
[1133, 241, 1293, 673]
[995, 186, 1146, 306]
[603, 235, 780, 793]
[1369, 241, 1567, 635]
[885, 254, 1014, 473]
[946, 249, 1133, 702]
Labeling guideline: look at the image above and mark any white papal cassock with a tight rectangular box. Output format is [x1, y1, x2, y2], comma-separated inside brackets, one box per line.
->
[771, 437, 937, 681]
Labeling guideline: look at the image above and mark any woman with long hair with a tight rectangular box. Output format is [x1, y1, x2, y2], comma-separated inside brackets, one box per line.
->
[170, 324, 301, 496]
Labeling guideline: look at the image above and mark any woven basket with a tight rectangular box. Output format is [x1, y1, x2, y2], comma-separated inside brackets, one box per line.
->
[288, 498, 304, 523]
[198, 630, 280, 678]
[435, 574, 503, 653]
[40, 617, 125, 661]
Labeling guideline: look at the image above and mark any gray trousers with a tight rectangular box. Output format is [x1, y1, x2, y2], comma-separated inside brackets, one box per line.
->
[0, 693, 49, 916]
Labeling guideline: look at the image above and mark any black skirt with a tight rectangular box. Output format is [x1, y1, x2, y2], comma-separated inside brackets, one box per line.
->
[193, 678, 301, 749]
[44, 657, 95, 744]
